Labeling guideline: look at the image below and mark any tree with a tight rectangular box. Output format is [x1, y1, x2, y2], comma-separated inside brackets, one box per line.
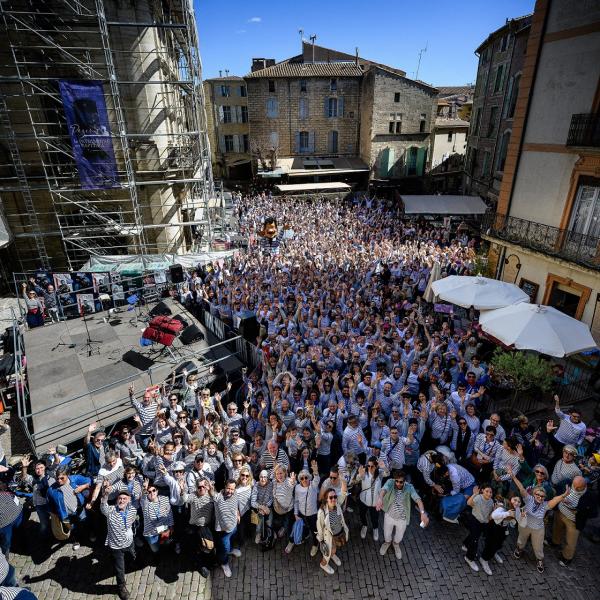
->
[491, 348, 553, 407]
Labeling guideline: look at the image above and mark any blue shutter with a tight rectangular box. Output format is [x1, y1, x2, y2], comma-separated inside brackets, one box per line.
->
[308, 131, 315, 153]
[327, 131, 332, 153]
[218, 135, 226, 153]
[294, 132, 300, 153]
[338, 97, 344, 117]
[324, 98, 329, 117]
[304, 98, 309, 119]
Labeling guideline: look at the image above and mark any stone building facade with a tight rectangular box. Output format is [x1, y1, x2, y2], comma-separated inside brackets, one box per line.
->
[464, 15, 532, 206]
[204, 75, 251, 180]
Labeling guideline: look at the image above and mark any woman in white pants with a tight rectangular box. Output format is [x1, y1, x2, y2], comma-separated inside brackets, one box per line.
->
[375, 470, 429, 560]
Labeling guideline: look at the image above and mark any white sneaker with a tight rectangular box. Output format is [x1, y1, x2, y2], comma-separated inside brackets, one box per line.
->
[221, 563, 232, 578]
[330, 554, 341, 566]
[373, 529, 379, 542]
[379, 542, 390, 556]
[443, 516, 459, 524]
[310, 545, 318, 557]
[360, 526, 367, 539]
[73, 542, 80, 551]
[393, 543, 402, 560]
[494, 552, 504, 564]
[461, 545, 467, 552]
[277, 527, 286, 539]
[175, 542, 181, 555]
[255, 533, 261, 545]
[285, 542, 294, 554]
[464, 556, 479, 572]
[480, 559, 492, 575]
[229, 548, 242, 558]
[320, 562, 335, 575]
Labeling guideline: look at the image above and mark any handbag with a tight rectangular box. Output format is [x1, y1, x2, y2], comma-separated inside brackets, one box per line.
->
[250, 510, 260, 526]
[319, 540, 329, 557]
[273, 497, 288, 516]
[50, 513, 71, 541]
[291, 518, 304, 545]
[198, 525, 215, 553]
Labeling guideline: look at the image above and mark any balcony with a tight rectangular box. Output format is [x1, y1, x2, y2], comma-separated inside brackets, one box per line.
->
[566, 113, 600, 148]
[482, 213, 600, 271]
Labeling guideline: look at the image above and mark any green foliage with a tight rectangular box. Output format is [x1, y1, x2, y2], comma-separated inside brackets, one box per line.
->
[491, 348, 553, 395]
[473, 253, 492, 277]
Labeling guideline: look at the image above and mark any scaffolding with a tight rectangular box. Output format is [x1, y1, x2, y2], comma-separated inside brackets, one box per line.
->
[0, 0, 215, 271]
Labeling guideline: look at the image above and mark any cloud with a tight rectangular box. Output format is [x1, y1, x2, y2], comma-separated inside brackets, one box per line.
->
[248, 16, 261, 23]
[236, 29, 246, 34]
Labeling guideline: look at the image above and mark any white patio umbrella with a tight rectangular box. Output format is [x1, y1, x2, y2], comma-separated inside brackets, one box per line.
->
[431, 275, 530, 310]
[479, 303, 597, 357]
[423, 260, 441, 304]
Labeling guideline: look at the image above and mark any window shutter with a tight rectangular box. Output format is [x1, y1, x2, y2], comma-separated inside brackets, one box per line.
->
[327, 131, 333, 153]
[304, 98, 309, 119]
[338, 97, 344, 117]
[308, 131, 315, 153]
[233, 135, 240, 153]
[294, 132, 300, 153]
[218, 106, 224, 123]
[324, 98, 329, 117]
[218, 134, 226, 153]
[416, 147, 427, 175]
[235, 106, 242, 123]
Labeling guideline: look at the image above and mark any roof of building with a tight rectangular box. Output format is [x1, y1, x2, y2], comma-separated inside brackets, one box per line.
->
[435, 117, 470, 129]
[275, 182, 351, 193]
[437, 85, 475, 97]
[205, 75, 245, 82]
[400, 195, 487, 215]
[245, 61, 364, 79]
[475, 14, 532, 54]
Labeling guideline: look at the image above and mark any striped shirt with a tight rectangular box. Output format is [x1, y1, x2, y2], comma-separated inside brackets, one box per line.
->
[523, 495, 548, 529]
[141, 496, 173, 536]
[555, 409, 586, 446]
[328, 509, 343, 535]
[132, 399, 158, 435]
[251, 481, 273, 509]
[236, 485, 252, 515]
[0, 553, 8, 585]
[493, 449, 522, 481]
[387, 488, 408, 521]
[448, 464, 475, 495]
[473, 434, 501, 461]
[0, 587, 30, 600]
[342, 425, 368, 455]
[259, 449, 289, 478]
[273, 479, 294, 512]
[417, 455, 435, 486]
[101, 499, 136, 549]
[0, 493, 22, 527]
[214, 491, 239, 532]
[558, 488, 585, 522]
[381, 436, 405, 470]
[551, 460, 582, 487]
[182, 492, 214, 526]
[428, 413, 453, 443]
[294, 477, 320, 517]
[112, 479, 143, 509]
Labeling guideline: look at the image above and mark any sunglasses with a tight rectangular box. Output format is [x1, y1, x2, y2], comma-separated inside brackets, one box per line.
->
[148, 489, 158, 494]
[534, 469, 545, 474]
[328, 495, 338, 500]
[299, 476, 308, 481]
[233, 459, 243, 463]
[240, 474, 250, 478]
[395, 480, 405, 484]
[329, 476, 338, 481]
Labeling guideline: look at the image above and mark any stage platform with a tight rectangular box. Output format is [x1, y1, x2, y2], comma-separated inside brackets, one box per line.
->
[23, 298, 244, 452]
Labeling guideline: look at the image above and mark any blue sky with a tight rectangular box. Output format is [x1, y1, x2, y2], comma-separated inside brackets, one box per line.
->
[195, 0, 534, 85]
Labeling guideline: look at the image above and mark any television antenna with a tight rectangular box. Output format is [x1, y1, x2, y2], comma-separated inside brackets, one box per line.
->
[415, 43, 428, 80]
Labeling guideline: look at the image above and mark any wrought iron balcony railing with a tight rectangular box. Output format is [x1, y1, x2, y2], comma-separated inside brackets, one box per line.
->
[566, 113, 600, 147]
[482, 213, 600, 271]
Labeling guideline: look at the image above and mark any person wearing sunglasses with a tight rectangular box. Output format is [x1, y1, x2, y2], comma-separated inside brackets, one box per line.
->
[508, 465, 570, 574]
[286, 461, 320, 555]
[141, 478, 174, 556]
[316, 488, 349, 575]
[375, 471, 428, 560]
[356, 458, 388, 541]
[518, 463, 555, 500]
[234, 468, 254, 548]
[550, 394, 586, 460]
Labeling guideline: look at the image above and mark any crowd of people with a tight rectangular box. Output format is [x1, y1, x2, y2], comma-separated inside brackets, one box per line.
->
[2, 194, 599, 600]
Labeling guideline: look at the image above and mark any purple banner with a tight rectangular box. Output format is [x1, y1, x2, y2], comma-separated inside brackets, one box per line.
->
[434, 303, 454, 314]
[59, 80, 120, 189]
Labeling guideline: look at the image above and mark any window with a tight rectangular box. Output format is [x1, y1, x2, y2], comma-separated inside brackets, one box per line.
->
[325, 97, 344, 118]
[299, 97, 309, 120]
[241, 106, 248, 123]
[481, 151, 490, 177]
[419, 113, 427, 133]
[469, 148, 478, 174]
[481, 48, 489, 64]
[266, 97, 278, 118]
[300, 79, 307, 92]
[505, 73, 520, 119]
[242, 134, 249, 153]
[569, 180, 600, 239]
[268, 80, 275, 93]
[220, 85, 230, 97]
[389, 121, 395, 133]
[222, 105, 232, 123]
[496, 130, 510, 171]
[406, 147, 418, 175]
[487, 106, 498, 137]
[328, 130, 338, 154]
[500, 34, 509, 52]
[269, 132, 279, 148]
[473, 108, 482, 135]
[299, 131, 310, 153]
[330, 78, 337, 92]
[239, 85, 247, 97]
[447, 130, 453, 142]
[394, 92, 400, 102]
[224, 135, 234, 152]
[395, 120, 402, 134]
[494, 65, 505, 93]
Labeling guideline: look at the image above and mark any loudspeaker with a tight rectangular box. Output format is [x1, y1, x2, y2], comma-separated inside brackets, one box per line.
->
[180, 324, 204, 345]
[122, 350, 155, 372]
[172, 314, 189, 328]
[149, 301, 172, 318]
[2, 327, 19, 354]
[0, 353, 14, 378]
[238, 315, 259, 344]
[169, 264, 184, 284]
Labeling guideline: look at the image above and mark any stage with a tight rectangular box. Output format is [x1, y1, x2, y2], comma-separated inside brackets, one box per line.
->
[23, 298, 244, 452]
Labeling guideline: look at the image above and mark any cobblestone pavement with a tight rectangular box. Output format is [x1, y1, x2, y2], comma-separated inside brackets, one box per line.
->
[10, 509, 600, 600]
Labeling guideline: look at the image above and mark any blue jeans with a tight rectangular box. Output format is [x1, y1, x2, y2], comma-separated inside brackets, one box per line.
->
[36, 505, 51, 537]
[0, 511, 23, 554]
[440, 484, 474, 520]
[216, 527, 237, 565]
[1, 564, 17, 587]
[15, 592, 38, 600]
[145, 535, 160, 553]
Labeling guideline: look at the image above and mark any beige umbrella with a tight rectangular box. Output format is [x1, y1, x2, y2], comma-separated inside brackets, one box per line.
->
[423, 260, 442, 304]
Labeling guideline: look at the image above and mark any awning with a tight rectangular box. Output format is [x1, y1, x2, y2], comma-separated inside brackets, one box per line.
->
[275, 182, 351, 193]
[400, 195, 488, 215]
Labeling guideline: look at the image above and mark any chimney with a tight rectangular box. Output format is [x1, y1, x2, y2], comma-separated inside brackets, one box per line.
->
[219, 70, 222, 77]
[309, 34, 317, 63]
[355, 47, 359, 66]
[225, 69, 229, 76]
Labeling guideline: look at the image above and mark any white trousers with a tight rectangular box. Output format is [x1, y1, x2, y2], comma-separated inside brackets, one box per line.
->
[383, 513, 407, 544]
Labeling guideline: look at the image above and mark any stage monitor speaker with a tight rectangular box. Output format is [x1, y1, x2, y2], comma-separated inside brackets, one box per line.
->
[238, 316, 259, 344]
[172, 314, 189, 329]
[122, 350, 155, 372]
[149, 301, 172, 318]
[180, 324, 204, 345]
[170, 264, 184, 284]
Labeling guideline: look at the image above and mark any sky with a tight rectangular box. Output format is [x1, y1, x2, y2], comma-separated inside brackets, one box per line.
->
[195, 0, 534, 86]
